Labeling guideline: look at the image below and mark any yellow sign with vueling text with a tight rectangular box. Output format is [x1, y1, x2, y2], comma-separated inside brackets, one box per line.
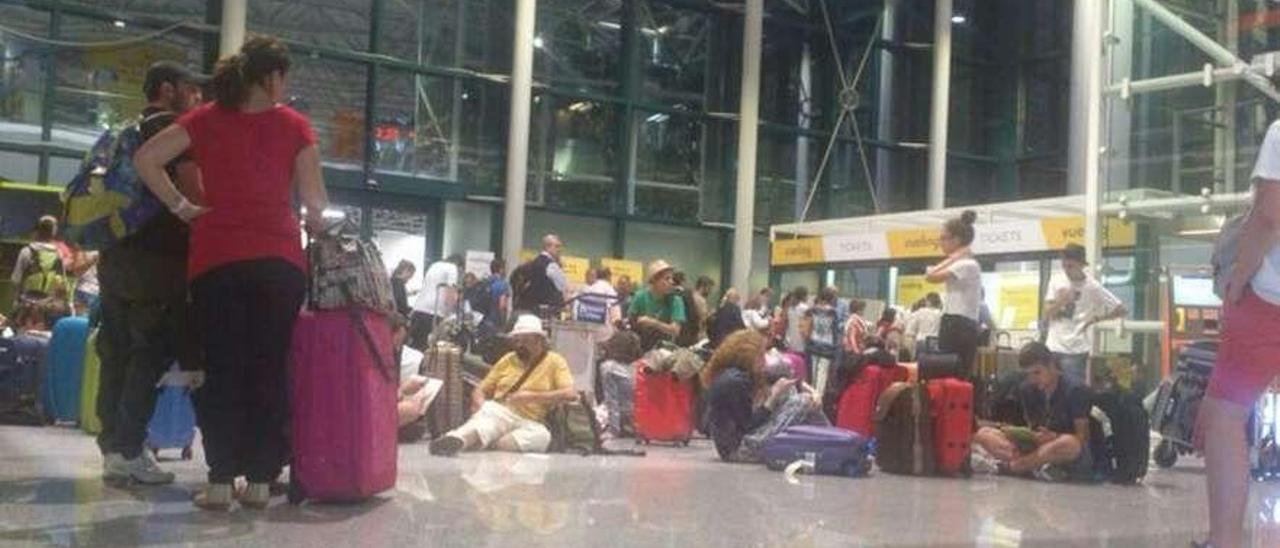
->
[1041, 217, 1137, 249]
[887, 228, 943, 259]
[771, 238, 825, 266]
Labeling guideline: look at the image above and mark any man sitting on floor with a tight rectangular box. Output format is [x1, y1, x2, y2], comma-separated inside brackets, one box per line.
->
[973, 341, 1092, 482]
[428, 315, 576, 456]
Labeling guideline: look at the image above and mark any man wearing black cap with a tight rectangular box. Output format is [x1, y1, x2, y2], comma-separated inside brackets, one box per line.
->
[95, 61, 207, 485]
[1042, 243, 1127, 385]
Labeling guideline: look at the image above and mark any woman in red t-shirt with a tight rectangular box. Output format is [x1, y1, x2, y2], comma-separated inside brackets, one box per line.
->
[135, 36, 328, 511]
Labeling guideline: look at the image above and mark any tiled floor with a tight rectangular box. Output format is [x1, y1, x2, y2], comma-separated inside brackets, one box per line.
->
[2, 425, 1279, 547]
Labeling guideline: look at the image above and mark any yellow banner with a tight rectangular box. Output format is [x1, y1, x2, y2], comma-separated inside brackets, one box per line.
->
[887, 228, 943, 259]
[895, 275, 940, 308]
[771, 238, 825, 266]
[561, 256, 590, 284]
[1041, 217, 1137, 249]
[601, 258, 644, 285]
[520, 249, 537, 264]
[995, 272, 1041, 330]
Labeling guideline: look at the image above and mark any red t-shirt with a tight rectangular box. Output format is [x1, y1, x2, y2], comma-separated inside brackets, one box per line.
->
[176, 103, 316, 281]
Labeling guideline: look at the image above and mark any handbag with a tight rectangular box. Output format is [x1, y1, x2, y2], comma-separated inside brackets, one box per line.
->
[308, 219, 395, 314]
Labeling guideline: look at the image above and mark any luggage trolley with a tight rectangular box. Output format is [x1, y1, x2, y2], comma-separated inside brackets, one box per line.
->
[1150, 341, 1214, 469]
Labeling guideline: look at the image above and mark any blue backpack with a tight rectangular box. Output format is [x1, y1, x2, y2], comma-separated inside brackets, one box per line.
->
[61, 111, 171, 250]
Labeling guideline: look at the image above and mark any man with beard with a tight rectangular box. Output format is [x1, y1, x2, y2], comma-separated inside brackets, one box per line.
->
[428, 315, 576, 455]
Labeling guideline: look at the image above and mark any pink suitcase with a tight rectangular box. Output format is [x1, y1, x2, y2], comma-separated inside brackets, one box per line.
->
[288, 310, 398, 503]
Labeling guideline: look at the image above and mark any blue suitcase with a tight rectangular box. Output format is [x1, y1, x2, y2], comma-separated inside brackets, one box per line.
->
[760, 425, 873, 478]
[45, 317, 89, 423]
[146, 383, 196, 460]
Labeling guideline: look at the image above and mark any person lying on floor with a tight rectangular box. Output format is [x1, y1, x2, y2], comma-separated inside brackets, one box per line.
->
[702, 329, 829, 463]
[973, 341, 1092, 482]
[390, 314, 435, 429]
[429, 315, 576, 456]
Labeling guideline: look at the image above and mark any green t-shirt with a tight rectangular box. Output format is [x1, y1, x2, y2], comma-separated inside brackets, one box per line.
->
[628, 288, 687, 326]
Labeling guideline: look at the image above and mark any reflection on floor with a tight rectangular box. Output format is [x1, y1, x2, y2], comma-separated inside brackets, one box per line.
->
[2, 425, 1279, 547]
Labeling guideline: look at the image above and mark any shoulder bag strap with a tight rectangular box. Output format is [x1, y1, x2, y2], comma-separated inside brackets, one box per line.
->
[340, 283, 395, 383]
[498, 352, 546, 401]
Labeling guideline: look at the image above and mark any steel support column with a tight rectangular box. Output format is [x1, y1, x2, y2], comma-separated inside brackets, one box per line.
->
[875, 0, 896, 208]
[361, 0, 385, 188]
[731, 0, 764, 293]
[37, 4, 60, 184]
[218, 0, 246, 56]
[927, 0, 953, 210]
[501, 0, 537, 272]
[1079, 2, 1104, 266]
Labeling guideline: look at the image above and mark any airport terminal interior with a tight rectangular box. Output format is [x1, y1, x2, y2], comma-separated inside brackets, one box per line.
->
[2, 0, 1280, 546]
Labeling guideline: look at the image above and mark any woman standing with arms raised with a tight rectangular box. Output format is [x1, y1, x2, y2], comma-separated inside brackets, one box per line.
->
[925, 210, 983, 378]
[134, 36, 329, 510]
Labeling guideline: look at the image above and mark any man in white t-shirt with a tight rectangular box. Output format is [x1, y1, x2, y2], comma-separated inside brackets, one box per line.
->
[409, 254, 462, 350]
[904, 292, 944, 358]
[1043, 244, 1127, 385]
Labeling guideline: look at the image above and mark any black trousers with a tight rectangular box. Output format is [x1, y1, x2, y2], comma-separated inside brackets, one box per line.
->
[96, 294, 197, 459]
[407, 311, 437, 351]
[937, 313, 979, 380]
[192, 259, 305, 484]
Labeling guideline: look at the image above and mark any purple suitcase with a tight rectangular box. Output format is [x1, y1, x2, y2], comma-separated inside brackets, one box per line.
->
[759, 425, 872, 477]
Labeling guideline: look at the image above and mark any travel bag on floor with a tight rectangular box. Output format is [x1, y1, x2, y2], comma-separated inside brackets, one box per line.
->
[289, 309, 398, 503]
[146, 376, 196, 460]
[835, 365, 908, 438]
[760, 425, 872, 478]
[424, 341, 466, 437]
[874, 382, 935, 476]
[634, 363, 694, 445]
[45, 316, 90, 423]
[1092, 388, 1150, 484]
[79, 329, 102, 434]
[926, 378, 974, 476]
[0, 334, 51, 425]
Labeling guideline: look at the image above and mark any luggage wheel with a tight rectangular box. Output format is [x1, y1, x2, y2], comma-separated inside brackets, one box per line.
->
[1154, 440, 1179, 469]
[181, 446, 193, 461]
[681, 439, 690, 447]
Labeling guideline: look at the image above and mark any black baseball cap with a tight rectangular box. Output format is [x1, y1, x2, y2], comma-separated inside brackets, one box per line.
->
[1061, 243, 1088, 265]
[143, 61, 209, 98]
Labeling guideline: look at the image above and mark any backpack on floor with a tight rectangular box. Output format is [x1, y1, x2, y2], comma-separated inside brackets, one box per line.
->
[874, 382, 936, 476]
[1092, 388, 1150, 484]
[61, 113, 171, 251]
[546, 391, 644, 457]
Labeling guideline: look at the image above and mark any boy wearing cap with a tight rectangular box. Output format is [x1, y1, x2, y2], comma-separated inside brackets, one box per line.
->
[1042, 243, 1127, 385]
[428, 315, 576, 456]
[95, 61, 208, 485]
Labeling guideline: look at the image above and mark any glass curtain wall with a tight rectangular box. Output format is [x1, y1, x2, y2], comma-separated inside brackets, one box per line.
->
[1096, 0, 1276, 384]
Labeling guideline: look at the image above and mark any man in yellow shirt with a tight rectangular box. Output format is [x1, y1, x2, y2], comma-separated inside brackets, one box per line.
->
[429, 315, 576, 456]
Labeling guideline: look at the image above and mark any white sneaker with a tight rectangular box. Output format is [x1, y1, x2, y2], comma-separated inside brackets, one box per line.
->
[111, 452, 176, 485]
[103, 453, 127, 480]
[969, 447, 1001, 476]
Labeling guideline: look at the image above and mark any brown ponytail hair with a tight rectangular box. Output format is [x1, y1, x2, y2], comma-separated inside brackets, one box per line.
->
[943, 209, 978, 247]
[210, 36, 291, 108]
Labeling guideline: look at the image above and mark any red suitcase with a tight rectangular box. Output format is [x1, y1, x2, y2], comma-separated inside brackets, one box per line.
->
[835, 365, 909, 437]
[288, 310, 399, 503]
[634, 362, 695, 445]
[926, 378, 974, 476]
